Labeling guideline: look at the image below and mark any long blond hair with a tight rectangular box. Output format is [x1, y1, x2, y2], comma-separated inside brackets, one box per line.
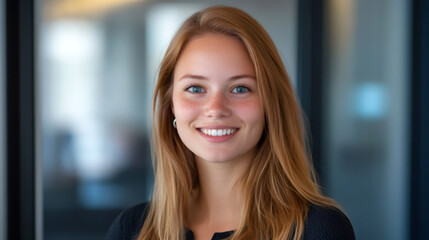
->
[138, 5, 336, 240]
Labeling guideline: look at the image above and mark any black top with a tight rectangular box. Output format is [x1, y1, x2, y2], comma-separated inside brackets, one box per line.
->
[105, 202, 355, 240]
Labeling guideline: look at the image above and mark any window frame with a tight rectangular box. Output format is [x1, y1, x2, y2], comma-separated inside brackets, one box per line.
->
[297, 0, 325, 181]
[1, 0, 7, 238]
[410, 0, 429, 239]
[5, 0, 36, 239]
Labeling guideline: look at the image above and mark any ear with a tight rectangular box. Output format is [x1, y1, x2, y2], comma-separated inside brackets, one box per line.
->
[171, 101, 175, 116]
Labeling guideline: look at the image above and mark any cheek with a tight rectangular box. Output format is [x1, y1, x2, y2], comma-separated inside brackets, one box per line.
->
[234, 99, 265, 125]
[172, 94, 200, 120]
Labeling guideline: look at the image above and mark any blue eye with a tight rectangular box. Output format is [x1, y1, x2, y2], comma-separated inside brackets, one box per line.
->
[187, 86, 205, 93]
[232, 86, 249, 93]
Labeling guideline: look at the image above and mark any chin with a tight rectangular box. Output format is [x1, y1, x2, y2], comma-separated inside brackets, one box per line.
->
[195, 151, 243, 164]
[197, 155, 230, 163]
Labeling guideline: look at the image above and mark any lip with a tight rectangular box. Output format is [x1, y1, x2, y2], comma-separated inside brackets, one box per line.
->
[197, 125, 239, 143]
[197, 125, 239, 129]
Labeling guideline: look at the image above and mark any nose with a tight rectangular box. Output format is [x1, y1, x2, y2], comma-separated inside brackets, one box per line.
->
[204, 92, 231, 118]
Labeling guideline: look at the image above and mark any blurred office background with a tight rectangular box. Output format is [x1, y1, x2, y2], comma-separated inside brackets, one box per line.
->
[2, 0, 428, 240]
[38, 1, 296, 239]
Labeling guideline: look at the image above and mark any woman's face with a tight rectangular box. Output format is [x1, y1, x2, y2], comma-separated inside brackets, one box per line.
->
[172, 33, 265, 164]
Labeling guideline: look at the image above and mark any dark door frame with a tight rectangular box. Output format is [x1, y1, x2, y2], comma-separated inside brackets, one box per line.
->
[410, 0, 429, 239]
[297, 0, 325, 182]
[5, 0, 35, 239]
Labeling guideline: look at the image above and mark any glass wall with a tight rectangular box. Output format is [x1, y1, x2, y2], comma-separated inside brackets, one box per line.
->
[37, 1, 297, 239]
[323, 0, 410, 239]
[0, 0, 7, 238]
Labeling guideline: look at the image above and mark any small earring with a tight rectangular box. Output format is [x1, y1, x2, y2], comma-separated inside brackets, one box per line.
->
[173, 119, 177, 128]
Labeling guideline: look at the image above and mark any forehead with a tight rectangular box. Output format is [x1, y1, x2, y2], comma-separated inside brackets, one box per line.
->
[174, 33, 255, 78]
[182, 32, 246, 52]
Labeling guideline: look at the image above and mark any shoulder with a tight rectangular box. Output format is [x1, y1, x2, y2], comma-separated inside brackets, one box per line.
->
[105, 202, 150, 240]
[303, 205, 355, 240]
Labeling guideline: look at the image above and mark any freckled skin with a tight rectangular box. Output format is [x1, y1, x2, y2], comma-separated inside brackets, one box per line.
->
[172, 33, 265, 165]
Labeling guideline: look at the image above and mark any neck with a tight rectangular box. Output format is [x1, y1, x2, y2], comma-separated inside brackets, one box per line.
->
[188, 157, 250, 231]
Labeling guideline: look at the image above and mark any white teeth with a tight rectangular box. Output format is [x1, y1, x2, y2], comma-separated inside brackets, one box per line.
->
[200, 128, 236, 136]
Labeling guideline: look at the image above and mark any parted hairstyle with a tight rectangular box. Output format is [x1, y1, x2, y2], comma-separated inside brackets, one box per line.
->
[138, 5, 337, 240]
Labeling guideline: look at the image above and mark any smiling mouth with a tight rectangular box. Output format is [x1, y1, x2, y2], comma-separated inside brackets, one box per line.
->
[199, 128, 238, 136]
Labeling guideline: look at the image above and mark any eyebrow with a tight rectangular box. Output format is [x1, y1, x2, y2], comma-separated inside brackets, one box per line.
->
[178, 74, 256, 81]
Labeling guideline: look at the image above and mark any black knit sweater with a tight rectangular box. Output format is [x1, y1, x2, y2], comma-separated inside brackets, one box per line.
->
[105, 202, 355, 240]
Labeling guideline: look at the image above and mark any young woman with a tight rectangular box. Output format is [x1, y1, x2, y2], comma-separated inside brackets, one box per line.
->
[106, 6, 355, 240]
